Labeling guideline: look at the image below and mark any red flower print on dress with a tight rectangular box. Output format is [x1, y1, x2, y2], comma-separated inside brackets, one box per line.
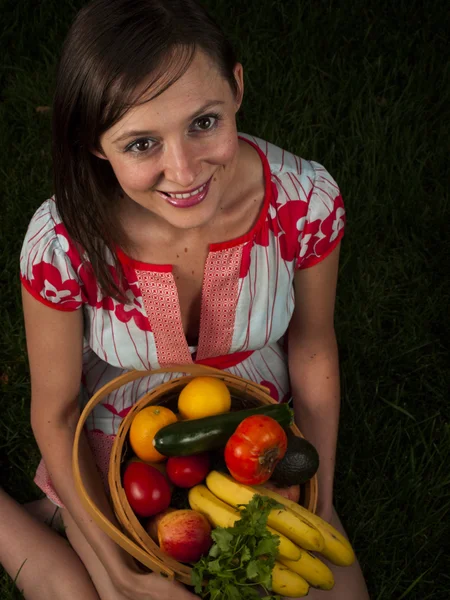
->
[277, 200, 308, 262]
[112, 288, 152, 332]
[301, 195, 346, 261]
[54, 223, 83, 269]
[78, 262, 102, 308]
[31, 261, 82, 309]
[330, 205, 345, 242]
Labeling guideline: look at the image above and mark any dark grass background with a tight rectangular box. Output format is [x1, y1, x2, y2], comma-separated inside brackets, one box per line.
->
[1, 0, 449, 598]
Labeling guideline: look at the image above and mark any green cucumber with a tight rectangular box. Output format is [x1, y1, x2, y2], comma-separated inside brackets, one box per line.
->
[153, 403, 293, 456]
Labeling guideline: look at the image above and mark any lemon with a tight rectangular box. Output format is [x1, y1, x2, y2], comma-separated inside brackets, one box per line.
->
[178, 376, 231, 420]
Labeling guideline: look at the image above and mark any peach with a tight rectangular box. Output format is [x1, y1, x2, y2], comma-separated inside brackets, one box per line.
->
[146, 508, 176, 543]
[147, 509, 212, 563]
[262, 481, 301, 504]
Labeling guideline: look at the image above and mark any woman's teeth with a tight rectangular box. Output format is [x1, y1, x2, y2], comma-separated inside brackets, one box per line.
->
[165, 182, 207, 199]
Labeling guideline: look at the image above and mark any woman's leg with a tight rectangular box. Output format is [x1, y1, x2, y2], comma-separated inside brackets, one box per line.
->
[23, 496, 63, 529]
[60, 508, 132, 600]
[0, 488, 100, 600]
[294, 508, 370, 600]
[20, 496, 126, 599]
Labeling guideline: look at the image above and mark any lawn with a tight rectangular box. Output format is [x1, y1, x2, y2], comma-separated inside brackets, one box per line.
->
[1, 0, 449, 598]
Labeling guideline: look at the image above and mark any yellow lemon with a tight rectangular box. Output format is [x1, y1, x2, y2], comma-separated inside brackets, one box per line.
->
[129, 406, 177, 462]
[178, 377, 231, 420]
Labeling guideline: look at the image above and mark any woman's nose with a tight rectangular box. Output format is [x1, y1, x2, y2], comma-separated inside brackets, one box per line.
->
[162, 139, 201, 188]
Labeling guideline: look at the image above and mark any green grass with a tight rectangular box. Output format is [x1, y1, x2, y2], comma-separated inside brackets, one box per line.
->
[1, 0, 449, 598]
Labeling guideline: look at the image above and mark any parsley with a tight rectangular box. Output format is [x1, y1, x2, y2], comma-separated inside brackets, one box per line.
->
[191, 495, 283, 600]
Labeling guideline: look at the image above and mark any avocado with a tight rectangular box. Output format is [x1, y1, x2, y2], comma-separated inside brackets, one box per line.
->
[271, 431, 320, 486]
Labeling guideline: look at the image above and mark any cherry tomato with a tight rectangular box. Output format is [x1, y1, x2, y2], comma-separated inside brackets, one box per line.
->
[224, 415, 287, 485]
[166, 453, 210, 488]
[123, 462, 171, 517]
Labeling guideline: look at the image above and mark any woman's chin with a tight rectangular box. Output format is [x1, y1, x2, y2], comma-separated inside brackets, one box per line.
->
[156, 199, 222, 232]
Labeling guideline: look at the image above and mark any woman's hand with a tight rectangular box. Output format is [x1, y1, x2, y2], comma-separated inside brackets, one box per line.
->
[114, 567, 200, 600]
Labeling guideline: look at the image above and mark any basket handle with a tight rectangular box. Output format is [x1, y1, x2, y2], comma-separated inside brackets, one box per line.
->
[72, 364, 269, 577]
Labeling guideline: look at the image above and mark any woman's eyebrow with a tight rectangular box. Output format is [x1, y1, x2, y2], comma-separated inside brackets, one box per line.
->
[112, 100, 225, 144]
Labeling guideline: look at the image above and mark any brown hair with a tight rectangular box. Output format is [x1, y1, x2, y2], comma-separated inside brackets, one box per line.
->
[52, 0, 238, 300]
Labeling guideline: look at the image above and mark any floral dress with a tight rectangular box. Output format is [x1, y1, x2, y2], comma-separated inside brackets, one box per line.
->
[20, 134, 345, 505]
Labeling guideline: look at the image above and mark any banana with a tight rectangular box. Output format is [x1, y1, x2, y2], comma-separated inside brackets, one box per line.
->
[272, 562, 310, 597]
[254, 484, 356, 567]
[279, 549, 334, 590]
[189, 484, 240, 527]
[188, 485, 301, 561]
[205, 471, 324, 552]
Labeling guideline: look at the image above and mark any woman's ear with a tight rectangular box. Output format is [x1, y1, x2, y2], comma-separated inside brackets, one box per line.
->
[233, 63, 244, 111]
[91, 149, 108, 160]
[90, 144, 108, 160]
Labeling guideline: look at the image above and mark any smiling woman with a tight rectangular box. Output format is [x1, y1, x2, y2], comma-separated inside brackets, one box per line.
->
[1, 0, 370, 599]
[96, 51, 244, 233]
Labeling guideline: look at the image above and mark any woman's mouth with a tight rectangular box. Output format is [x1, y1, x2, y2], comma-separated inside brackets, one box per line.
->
[156, 177, 212, 208]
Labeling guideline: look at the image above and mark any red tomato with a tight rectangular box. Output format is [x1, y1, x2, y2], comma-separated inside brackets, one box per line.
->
[224, 415, 287, 485]
[123, 462, 171, 517]
[166, 453, 210, 488]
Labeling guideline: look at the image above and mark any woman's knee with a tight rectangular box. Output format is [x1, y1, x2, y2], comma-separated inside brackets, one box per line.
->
[61, 509, 125, 600]
[303, 509, 370, 600]
[23, 496, 64, 530]
[0, 491, 99, 600]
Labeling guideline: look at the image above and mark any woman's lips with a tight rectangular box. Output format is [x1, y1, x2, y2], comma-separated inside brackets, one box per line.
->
[156, 177, 212, 208]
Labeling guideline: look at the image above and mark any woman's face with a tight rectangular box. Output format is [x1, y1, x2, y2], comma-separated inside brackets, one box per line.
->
[98, 51, 244, 232]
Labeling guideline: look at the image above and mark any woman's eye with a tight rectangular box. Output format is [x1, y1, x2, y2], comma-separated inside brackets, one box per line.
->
[193, 115, 218, 131]
[126, 139, 154, 153]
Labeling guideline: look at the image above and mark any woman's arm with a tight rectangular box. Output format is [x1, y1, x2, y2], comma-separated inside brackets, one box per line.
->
[22, 287, 138, 576]
[22, 287, 199, 599]
[288, 244, 342, 522]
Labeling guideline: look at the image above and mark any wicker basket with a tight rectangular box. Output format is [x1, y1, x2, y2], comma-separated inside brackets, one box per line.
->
[73, 365, 318, 584]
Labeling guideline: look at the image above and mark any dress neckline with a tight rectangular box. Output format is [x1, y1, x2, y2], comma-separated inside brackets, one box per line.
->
[116, 136, 272, 272]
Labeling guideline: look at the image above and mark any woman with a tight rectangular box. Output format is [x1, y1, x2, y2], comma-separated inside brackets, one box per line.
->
[0, 0, 369, 598]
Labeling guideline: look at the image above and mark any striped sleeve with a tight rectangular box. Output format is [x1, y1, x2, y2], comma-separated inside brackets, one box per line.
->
[20, 200, 83, 311]
[296, 162, 346, 269]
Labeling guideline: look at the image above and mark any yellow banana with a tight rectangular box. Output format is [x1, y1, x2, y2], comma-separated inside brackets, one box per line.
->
[279, 549, 334, 590]
[272, 562, 310, 597]
[254, 484, 356, 567]
[188, 485, 301, 561]
[189, 484, 239, 526]
[205, 471, 324, 552]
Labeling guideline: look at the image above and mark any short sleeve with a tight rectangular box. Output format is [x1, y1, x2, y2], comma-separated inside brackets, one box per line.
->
[20, 200, 83, 311]
[296, 162, 346, 269]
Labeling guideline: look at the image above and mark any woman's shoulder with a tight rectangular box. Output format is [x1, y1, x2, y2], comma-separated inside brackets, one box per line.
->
[20, 197, 87, 310]
[22, 197, 61, 237]
[239, 134, 345, 269]
[239, 133, 314, 179]
[239, 133, 342, 210]
[20, 197, 82, 266]
[239, 132, 340, 201]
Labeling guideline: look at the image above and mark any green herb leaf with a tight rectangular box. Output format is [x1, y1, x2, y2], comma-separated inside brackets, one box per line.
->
[246, 559, 261, 580]
[240, 546, 251, 564]
[212, 528, 234, 551]
[255, 536, 279, 557]
[191, 494, 282, 600]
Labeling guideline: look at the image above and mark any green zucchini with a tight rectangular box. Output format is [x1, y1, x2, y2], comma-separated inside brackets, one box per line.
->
[153, 403, 293, 456]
